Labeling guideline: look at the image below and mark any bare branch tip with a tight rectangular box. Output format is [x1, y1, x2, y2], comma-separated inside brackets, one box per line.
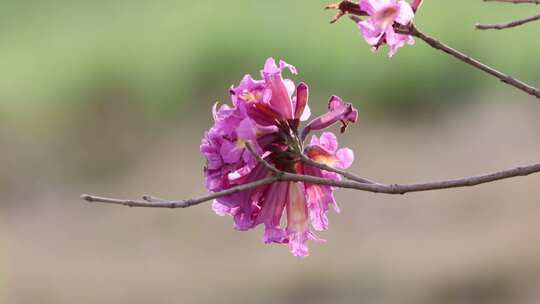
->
[81, 194, 93, 202]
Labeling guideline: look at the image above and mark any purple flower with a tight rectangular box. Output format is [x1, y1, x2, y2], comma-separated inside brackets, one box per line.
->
[201, 58, 358, 257]
[357, 0, 416, 57]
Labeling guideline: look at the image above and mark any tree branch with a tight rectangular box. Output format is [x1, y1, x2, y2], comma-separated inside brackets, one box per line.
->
[483, 0, 540, 4]
[476, 13, 540, 30]
[396, 24, 540, 98]
[82, 162, 540, 208]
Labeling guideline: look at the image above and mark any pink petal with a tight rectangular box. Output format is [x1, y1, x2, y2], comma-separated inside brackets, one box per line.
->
[261, 58, 294, 119]
[286, 182, 312, 256]
[263, 227, 288, 244]
[395, 1, 414, 25]
[336, 148, 354, 169]
[306, 184, 335, 231]
[319, 132, 338, 153]
[279, 60, 298, 75]
[283, 79, 296, 99]
[300, 104, 311, 122]
[303, 165, 337, 231]
[358, 20, 384, 46]
[385, 27, 414, 57]
[309, 134, 320, 147]
[237, 118, 257, 141]
[262, 57, 280, 75]
[287, 231, 310, 257]
[255, 181, 289, 231]
[220, 139, 243, 164]
[294, 82, 310, 121]
[360, 0, 391, 15]
[212, 200, 231, 216]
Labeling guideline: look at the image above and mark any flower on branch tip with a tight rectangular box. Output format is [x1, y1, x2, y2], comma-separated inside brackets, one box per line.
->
[357, 0, 417, 57]
[200, 58, 358, 257]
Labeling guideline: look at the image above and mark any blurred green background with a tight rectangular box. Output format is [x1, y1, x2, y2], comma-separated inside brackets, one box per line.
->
[0, 0, 538, 118]
[1, 1, 540, 304]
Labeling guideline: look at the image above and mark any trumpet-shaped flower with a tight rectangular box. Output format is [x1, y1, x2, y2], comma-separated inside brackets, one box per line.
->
[302, 95, 358, 141]
[303, 132, 354, 231]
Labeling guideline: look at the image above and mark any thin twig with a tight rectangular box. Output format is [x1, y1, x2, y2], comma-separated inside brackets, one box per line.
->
[396, 24, 540, 98]
[82, 162, 540, 208]
[476, 13, 540, 30]
[82, 176, 280, 208]
[483, 0, 540, 4]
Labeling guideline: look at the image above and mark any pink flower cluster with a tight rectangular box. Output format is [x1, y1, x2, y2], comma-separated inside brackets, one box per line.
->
[357, 0, 423, 57]
[200, 58, 358, 257]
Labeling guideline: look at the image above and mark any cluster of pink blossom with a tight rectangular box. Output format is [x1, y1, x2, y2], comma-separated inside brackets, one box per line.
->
[200, 58, 358, 256]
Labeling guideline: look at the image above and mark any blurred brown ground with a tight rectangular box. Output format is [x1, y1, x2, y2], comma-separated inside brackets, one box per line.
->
[1, 97, 540, 304]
